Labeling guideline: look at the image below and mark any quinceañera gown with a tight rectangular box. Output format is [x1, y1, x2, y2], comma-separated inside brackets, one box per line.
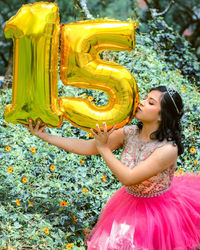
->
[86, 125, 200, 250]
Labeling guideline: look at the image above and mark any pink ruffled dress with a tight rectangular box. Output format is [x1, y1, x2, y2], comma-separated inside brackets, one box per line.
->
[86, 125, 200, 250]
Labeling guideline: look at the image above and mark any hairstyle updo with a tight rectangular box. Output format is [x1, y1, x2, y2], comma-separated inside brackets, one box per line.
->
[137, 85, 184, 155]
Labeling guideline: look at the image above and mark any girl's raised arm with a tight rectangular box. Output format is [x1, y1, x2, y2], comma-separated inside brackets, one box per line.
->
[23, 119, 124, 156]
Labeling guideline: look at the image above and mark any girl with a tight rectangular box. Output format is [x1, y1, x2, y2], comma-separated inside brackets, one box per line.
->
[24, 86, 200, 249]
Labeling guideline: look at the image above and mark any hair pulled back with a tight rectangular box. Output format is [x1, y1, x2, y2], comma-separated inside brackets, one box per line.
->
[137, 85, 184, 155]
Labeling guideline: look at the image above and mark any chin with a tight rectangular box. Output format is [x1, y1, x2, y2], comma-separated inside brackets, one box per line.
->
[135, 112, 142, 121]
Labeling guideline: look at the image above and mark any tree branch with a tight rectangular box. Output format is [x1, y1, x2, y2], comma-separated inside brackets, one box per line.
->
[172, 1, 200, 36]
[150, 0, 175, 18]
[154, 0, 161, 11]
[174, 0, 199, 21]
[190, 20, 200, 49]
[179, 15, 198, 35]
[143, 0, 151, 8]
[0, 52, 8, 67]
[74, 0, 94, 19]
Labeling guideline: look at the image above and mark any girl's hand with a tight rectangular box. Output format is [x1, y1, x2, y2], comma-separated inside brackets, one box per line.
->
[19, 119, 48, 140]
[90, 122, 116, 152]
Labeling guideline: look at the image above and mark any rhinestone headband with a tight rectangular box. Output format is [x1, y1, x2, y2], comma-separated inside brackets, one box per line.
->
[167, 87, 180, 114]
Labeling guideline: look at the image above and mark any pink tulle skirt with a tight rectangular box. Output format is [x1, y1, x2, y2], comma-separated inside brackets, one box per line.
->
[86, 172, 200, 250]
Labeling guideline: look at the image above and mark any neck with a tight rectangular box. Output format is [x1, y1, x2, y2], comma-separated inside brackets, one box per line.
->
[139, 122, 159, 141]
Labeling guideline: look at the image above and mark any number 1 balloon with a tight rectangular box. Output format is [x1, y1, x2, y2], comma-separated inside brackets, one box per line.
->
[4, 2, 139, 132]
[4, 2, 63, 128]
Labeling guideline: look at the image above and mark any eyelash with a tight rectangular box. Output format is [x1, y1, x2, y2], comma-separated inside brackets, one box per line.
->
[144, 96, 154, 105]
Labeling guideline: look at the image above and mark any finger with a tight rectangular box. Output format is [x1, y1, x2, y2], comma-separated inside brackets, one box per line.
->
[103, 122, 107, 133]
[35, 119, 41, 130]
[108, 125, 117, 135]
[28, 119, 34, 132]
[90, 128, 97, 136]
[96, 124, 102, 134]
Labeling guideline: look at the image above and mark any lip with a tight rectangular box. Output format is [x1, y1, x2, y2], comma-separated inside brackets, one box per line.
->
[136, 106, 142, 112]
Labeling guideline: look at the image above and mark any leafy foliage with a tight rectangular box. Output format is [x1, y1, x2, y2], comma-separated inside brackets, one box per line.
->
[140, 0, 200, 58]
[86, 0, 138, 21]
[139, 18, 200, 86]
[0, 87, 121, 249]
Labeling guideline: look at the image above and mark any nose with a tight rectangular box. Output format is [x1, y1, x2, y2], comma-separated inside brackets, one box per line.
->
[139, 100, 145, 106]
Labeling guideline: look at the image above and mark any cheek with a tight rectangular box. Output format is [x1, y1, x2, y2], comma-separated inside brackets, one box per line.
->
[147, 106, 158, 113]
[146, 106, 160, 117]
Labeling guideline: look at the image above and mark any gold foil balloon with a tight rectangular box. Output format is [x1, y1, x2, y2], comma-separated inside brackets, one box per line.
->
[4, 2, 139, 131]
[60, 20, 139, 131]
[4, 2, 63, 127]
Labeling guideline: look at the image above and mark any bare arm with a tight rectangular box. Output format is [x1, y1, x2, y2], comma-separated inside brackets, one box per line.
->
[98, 144, 178, 186]
[23, 119, 124, 155]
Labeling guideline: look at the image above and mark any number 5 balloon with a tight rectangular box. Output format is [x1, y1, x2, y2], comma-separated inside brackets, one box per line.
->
[4, 2, 139, 131]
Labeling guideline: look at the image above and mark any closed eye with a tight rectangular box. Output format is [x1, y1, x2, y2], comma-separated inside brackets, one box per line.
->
[144, 95, 157, 105]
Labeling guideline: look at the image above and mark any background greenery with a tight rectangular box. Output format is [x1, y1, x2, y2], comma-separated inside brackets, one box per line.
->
[0, 0, 200, 249]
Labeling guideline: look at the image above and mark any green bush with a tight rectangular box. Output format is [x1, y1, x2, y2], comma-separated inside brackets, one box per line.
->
[139, 18, 200, 86]
[0, 24, 199, 249]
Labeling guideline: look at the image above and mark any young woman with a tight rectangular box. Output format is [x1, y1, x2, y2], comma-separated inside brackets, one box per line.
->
[24, 86, 200, 249]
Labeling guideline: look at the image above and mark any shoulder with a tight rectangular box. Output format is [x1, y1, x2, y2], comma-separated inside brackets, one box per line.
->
[123, 124, 138, 137]
[155, 138, 178, 155]
[157, 142, 177, 154]
[108, 124, 138, 150]
[107, 127, 124, 150]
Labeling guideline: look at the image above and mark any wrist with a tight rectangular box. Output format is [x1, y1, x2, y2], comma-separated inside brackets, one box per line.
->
[97, 145, 111, 154]
[38, 132, 49, 141]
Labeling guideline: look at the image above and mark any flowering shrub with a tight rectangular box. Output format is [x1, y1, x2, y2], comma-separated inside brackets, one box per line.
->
[0, 25, 199, 248]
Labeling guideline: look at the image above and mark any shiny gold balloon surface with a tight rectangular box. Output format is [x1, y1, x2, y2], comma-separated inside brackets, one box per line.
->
[60, 20, 139, 131]
[4, 2, 139, 131]
[4, 2, 63, 127]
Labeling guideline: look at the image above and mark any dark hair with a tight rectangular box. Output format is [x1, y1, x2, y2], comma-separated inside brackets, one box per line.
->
[137, 85, 184, 155]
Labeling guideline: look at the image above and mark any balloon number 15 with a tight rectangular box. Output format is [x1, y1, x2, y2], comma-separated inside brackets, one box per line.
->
[4, 2, 139, 132]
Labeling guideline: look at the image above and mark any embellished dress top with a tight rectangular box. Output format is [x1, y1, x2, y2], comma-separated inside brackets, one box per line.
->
[120, 125, 176, 197]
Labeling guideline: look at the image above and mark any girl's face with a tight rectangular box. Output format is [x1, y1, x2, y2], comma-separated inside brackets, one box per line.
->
[135, 90, 163, 123]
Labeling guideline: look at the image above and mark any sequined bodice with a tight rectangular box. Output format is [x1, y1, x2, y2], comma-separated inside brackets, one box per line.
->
[120, 125, 177, 197]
